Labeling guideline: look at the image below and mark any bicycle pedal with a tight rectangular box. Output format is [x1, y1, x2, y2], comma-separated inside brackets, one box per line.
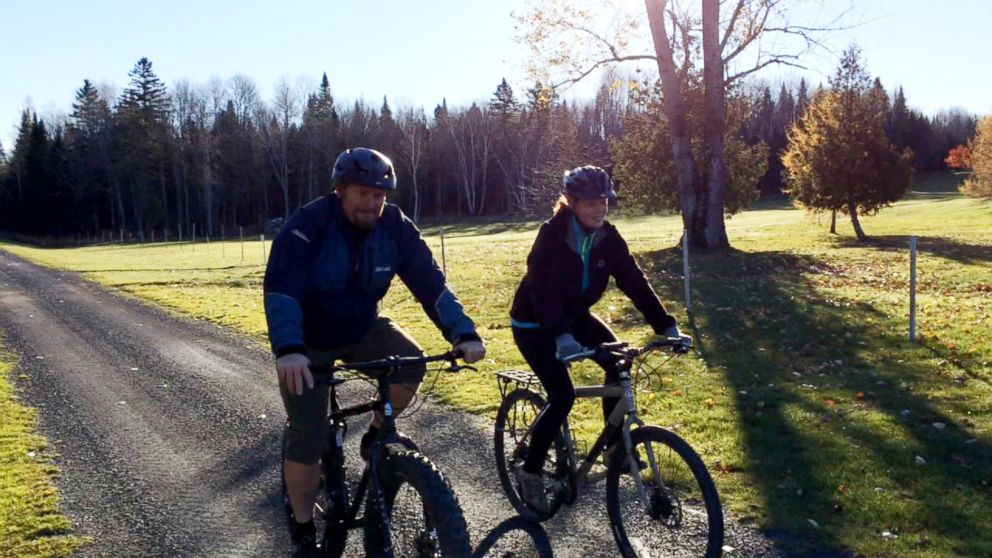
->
[586, 464, 609, 484]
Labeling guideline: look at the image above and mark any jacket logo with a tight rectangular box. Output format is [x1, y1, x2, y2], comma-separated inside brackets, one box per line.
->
[597, 259, 606, 268]
[375, 266, 392, 273]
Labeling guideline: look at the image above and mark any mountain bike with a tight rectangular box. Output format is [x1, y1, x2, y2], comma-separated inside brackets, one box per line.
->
[282, 351, 475, 558]
[493, 337, 724, 558]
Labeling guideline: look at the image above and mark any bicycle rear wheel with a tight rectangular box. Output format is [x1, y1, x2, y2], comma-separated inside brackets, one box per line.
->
[605, 426, 723, 558]
[493, 388, 571, 521]
[364, 445, 472, 558]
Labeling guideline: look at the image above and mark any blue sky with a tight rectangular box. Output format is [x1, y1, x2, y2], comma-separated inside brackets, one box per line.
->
[2, 0, 990, 150]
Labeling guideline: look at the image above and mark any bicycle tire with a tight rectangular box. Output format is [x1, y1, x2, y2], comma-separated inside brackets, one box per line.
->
[605, 425, 724, 558]
[472, 515, 555, 558]
[364, 445, 472, 558]
[493, 388, 571, 521]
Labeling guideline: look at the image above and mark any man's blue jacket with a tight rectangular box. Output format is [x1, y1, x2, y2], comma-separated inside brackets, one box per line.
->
[263, 194, 478, 357]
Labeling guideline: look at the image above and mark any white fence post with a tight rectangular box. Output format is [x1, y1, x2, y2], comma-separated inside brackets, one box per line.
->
[910, 236, 918, 341]
[440, 226, 447, 276]
[683, 229, 692, 312]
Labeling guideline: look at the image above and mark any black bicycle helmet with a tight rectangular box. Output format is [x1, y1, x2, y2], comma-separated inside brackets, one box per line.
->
[331, 147, 397, 190]
[562, 165, 616, 201]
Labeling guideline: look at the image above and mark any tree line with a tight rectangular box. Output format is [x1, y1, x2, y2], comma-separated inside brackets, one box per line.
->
[0, 56, 976, 241]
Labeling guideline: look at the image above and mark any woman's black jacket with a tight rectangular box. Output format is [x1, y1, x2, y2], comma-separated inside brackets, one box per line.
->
[509, 207, 676, 338]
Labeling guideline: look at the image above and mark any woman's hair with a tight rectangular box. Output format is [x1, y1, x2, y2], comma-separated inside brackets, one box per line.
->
[552, 194, 571, 215]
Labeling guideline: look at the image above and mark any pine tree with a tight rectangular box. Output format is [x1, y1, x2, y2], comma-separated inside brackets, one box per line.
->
[796, 78, 810, 114]
[117, 57, 172, 235]
[782, 46, 912, 240]
[488, 78, 525, 212]
[302, 73, 340, 201]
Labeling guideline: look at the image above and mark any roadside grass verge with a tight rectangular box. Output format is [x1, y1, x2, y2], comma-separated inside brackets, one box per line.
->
[0, 343, 89, 557]
[1, 173, 989, 556]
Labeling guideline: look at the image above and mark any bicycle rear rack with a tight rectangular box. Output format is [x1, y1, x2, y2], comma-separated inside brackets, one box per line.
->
[494, 369, 541, 399]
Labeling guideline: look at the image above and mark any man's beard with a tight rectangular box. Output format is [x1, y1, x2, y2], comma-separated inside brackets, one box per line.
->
[349, 210, 379, 230]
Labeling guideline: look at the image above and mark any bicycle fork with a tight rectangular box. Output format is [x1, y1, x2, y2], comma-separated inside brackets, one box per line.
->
[618, 379, 666, 516]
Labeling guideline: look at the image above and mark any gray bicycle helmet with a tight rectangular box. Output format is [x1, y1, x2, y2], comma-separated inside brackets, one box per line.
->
[562, 165, 616, 201]
[331, 147, 397, 190]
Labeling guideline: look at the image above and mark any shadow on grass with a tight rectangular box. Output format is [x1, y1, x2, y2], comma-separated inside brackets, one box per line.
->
[70, 265, 265, 273]
[829, 235, 992, 265]
[419, 216, 539, 238]
[634, 246, 992, 557]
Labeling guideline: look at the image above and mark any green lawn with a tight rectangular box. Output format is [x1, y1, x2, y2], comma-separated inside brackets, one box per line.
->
[1, 173, 990, 557]
[0, 343, 89, 557]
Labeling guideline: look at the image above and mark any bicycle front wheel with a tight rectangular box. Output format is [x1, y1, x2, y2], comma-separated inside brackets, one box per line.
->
[606, 426, 724, 558]
[472, 515, 554, 558]
[364, 445, 472, 558]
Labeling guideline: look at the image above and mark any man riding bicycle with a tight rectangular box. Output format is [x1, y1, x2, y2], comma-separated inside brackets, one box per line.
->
[264, 147, 486, 557]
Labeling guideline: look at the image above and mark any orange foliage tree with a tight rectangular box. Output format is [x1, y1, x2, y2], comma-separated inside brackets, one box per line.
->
[945, 144, 972, 169]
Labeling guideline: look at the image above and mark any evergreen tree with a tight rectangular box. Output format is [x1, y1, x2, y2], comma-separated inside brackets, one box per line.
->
[489, 78, 524, 211]
[117, 57, 172, 235]
[302, 73, 340, 201]
[20, 116, 52, 234]
[67, 79, 114, 233]
[0, 140, 7, 213]
[612, 82, 765, 214]
[782, 46, 912, 240]
[796, 78, 810, 113]
[376, 95, 401, 158]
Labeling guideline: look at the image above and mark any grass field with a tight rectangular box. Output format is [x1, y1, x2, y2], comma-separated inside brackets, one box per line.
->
[1, 173, 990, 557]
[0, 343, 89, 557]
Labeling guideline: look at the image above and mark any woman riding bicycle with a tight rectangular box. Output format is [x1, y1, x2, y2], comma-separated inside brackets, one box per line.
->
[509, 165, 683, 513]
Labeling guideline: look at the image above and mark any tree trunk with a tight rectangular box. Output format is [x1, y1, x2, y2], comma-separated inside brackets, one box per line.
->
[830, 210, 837, 234]
[702, 0, 729, 249]
[848, 201, 867, 240]
[645, 0, 700, 243]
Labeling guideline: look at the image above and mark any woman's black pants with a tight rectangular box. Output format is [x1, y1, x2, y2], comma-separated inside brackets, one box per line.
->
[512, 313, 620, 474]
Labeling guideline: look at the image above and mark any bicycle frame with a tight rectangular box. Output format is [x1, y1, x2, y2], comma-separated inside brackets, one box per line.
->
[312, 352, 465, 553]
[561, 374, 668, 513]
[505, 341, 685, 514]
[309, 369, 400, 553]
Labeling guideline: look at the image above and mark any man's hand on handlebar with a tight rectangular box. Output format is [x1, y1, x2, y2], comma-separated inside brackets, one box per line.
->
[276, 352, 314, 395]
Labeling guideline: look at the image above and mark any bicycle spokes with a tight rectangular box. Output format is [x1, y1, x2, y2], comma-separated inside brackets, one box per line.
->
[385, 481, 440, 557]
[607, 428, 722, 558]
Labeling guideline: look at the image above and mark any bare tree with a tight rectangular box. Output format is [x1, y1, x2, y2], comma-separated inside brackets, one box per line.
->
[398, 108, 429, 222]
[257, 78, 300, 219]
[517, 0, 848, 248]
[443, 103, 493, 216]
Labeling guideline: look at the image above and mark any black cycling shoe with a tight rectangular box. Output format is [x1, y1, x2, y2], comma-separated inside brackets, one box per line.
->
[360, 428, 377, 461]
[290, 533, 320, 558]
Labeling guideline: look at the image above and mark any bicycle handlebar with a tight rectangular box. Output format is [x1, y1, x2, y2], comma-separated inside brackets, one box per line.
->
[561, 335, 693, 364]
[314, 350, 476, 376]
